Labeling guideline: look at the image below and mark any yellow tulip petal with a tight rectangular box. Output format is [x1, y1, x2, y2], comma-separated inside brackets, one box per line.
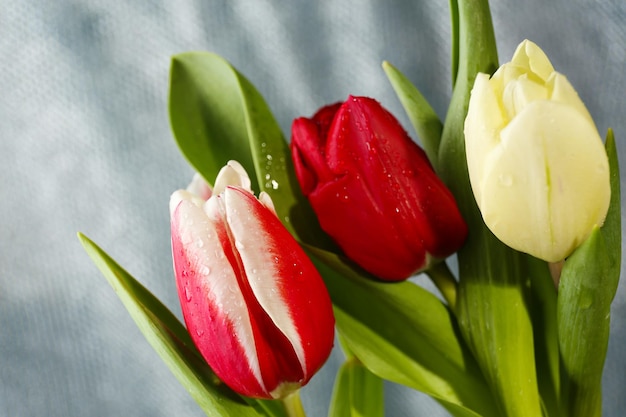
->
[464, 73, 506, 203]
[479, 101, 610, 261]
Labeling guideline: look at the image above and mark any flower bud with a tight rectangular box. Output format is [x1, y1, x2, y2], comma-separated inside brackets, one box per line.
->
[170, 161, 335, 399]
[464, 40, 610, 262]
[291, 96, 468, 281]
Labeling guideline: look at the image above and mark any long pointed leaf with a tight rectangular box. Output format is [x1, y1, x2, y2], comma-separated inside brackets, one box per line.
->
[307, 246, 499, 417]
[382, 61, 443, 171]
[557, 229, 611, 417]
[328, 358, 384, 417]
[601, 129, 621, 276]
[169, 52, 256, 188]
[78, 233, 284, 417]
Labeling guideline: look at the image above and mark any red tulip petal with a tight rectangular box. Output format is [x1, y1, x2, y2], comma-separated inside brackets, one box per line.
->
[222, 187, 335, 391]
[171, 193, 267, 397]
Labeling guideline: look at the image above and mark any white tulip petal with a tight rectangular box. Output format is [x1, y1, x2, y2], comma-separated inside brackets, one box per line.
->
[213, 160, 252, 195]
[479, 101, 609, 261]
[502, 76, 547, 119]
[513, 39, 554, 80]
[170, 189, 205, 217]
[465, 73, 506, 203]
[259, 191, 277, 215]
[223, 187, 306, 372]
[185, 173, 213, 201]
[546, 73, 594, 124]
[197, 192, 266, 391]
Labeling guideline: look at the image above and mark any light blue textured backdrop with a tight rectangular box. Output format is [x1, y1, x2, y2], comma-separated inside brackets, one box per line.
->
[1, 1, 624, 416]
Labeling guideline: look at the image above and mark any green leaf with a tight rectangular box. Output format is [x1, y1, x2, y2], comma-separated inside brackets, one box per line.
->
[382, 61, 443, 171]
[169, 52, 256, 189]
[306, 246, 499, 417]
[169, 51, 330, 248]
[557, 229, 612, 417]
[602, 129, 621, 277]
[77, 233, 284, 417]
[556, 130, 621, 417]
[328, 358, 384, 417]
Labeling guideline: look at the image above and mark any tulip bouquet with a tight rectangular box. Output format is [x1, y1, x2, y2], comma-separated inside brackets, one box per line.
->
[78, 0, 621, 416]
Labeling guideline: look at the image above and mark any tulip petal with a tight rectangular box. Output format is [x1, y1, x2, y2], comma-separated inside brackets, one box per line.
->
[185, 173, 213, 201]
[172, 192, 270, 397]
[291, 117, 335, 195]
[222, 188, 306, 365]
[512, 39, 554, 81]
[213, 160, 252, 195]
[546, 72, 594, 124]
[221, 187, 334, 389]
[479, 101, 610, 261]
[465, 73, 506, 204]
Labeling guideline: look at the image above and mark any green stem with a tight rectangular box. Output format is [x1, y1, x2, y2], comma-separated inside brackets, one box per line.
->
[281, 390, 306, 417]
[426, 261, 458, 310]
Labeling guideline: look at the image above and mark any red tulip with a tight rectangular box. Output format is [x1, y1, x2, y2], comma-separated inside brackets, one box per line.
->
[291, 96, 467, 281]
[170, 161, 335, 399]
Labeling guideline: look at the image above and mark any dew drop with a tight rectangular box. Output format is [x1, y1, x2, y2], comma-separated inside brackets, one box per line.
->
[196, 239, 204, 248]
[184, 287, 192, 302]
[580, 293, 593, 309]
[195, 328, 205, 337]
[271, 180, 279, 189]
[200, 265, 211, 276]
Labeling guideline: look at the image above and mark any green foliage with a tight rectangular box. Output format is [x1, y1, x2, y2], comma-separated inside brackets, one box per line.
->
[328, 358, 384, 417]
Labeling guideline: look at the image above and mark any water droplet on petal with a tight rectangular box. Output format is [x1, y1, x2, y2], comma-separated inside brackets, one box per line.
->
[200, 266, 210, 276]
[184, 287, 192, 302]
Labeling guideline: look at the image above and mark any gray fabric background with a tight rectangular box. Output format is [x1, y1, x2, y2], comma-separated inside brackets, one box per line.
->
[1, 0, 624, 416]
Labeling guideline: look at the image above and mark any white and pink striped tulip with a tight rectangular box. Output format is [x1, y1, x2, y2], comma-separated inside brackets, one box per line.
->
[169, 161, 335, 399]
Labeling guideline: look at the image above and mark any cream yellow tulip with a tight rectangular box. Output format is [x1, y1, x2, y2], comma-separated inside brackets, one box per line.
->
[464, 40, 610, 262]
